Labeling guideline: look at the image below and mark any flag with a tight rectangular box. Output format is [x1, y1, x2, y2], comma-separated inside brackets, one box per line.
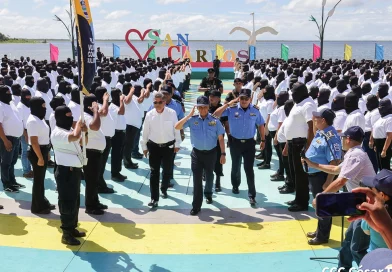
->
[344, 44, 352, 61]
[313, 44, 321, 61]
[113, 44, 120, 59]
[216, 44, 224, 60]
[375, 43, 384, 61]
[249, 46, 256, 61]
[74, 0, 96, 95]
[148, 43, 156, 59]
[50, 43, 59, 62]
[281, 44, 289, 61]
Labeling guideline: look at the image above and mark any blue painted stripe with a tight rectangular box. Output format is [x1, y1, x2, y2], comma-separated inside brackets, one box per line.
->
[0, 245, 341, 272]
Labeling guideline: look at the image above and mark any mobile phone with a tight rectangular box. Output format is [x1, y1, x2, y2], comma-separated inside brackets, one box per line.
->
[316, 192, 366, 218]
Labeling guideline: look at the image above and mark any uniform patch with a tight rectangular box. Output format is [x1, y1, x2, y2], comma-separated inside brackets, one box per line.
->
[250, 113, 256, 116]
[316, 139, 322, 144]
[194, 121, 199, 125]
[208, 121, 217, 126]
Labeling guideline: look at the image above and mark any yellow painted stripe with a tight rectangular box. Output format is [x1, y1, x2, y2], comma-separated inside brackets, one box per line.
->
[0, 214, 345, 254]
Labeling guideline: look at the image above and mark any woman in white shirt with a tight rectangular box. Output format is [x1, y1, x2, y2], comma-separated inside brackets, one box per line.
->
[268, 91, 289, 180]
[370, 98, 392, 171]
[27, 97, 54, 214]
[258, 85, 276, 169]
[331, 94, 347, 133]
[363, 95, 380, 173]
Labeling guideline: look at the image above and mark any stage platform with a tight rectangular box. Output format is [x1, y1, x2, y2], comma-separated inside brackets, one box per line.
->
[0, 80, 350, 272]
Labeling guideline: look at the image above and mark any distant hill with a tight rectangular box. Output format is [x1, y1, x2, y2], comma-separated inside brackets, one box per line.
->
[0, 32, 36, 43]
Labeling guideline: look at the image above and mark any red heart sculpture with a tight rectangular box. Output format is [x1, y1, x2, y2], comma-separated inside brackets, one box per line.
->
[125, 29, 159, 60]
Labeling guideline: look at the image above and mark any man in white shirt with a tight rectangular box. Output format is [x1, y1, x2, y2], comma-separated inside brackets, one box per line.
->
[101, 72, 112, 97]
[116, 74, 125, 90]
[282, 83, 317, 212]
[141, 92, 181, 207]
[371, 70, 382, 95]
[23, 75, 35, 97]
[343, 92, 366, 133]
[51, 106, 87, 246]
[0, 86, 24, 192]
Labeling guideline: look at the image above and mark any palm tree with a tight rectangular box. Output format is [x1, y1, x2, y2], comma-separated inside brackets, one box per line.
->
[309, 0, 343, 59]
[54, 0, 76, 61]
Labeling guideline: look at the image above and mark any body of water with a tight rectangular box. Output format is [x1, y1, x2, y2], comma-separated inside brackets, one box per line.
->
[1, 40, 391, 61]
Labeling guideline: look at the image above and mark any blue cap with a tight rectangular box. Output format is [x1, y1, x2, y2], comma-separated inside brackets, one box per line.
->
[312, 108, 336, 124]
[338, 126, 365, 143]
[362, 169, 392, 197]
[196, 96, 209, 107]
[161, 85, 173, 94]
[359, 249, 392, 270]
[239, 88, 251, 98]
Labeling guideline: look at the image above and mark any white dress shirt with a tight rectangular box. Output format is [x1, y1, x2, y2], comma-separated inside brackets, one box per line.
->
[373, 114, 392, 139]
[68, 101, 81, 122]
[124, 96, 144, 129]
[99, 103, 117, 138]
[26, 115, 50, 145]
[0, 102, 24, 137]
[16, 102, 30, 129]
[84, 113, 106, 151]
[34, 91, 53, 120]
[51, 127, 83, 168]
[343, 109, 366, 133]
[141, 107, 181, 150]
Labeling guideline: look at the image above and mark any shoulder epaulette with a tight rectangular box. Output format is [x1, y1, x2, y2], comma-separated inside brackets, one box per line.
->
[253, 105, 260, 110]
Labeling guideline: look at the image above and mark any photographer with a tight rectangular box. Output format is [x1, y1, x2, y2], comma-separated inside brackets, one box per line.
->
[302, 109, 342, 245]
[303, 126, 375, 271]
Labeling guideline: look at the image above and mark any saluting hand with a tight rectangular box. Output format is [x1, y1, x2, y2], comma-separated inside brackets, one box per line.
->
[89, 102, 99, 113]
[228, 97, 239, 106]
[103, 92, 110, 102]
[188, 106, 196, 117]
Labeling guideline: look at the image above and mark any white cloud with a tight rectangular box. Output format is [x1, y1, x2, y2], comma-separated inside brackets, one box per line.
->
[246, 0, 267, 3]
[50, 6, 62, 14]
[33, 0, 45, 6]
[0, 8, 10, 16]
[99, 9, 108, 14]
[89, 0, 113, 8]
[105, 10, 131, 20]
[156, 0, 190, 4]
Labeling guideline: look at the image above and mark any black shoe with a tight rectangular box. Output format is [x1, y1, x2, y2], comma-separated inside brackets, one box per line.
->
[215, 187, 222, 193]
[271, 175, 285, 181]
[286, 200, 296, 206]
[278, 184, 288, 190]
[308, 237, 328, 245]
[98, 187, 115, 194]
[85, 209, 104, 215]
[168, 183, 174, 188]
[97, 203, 108, 210]
[190, 209, 200, 216]
[161, 190, 168, 199]
[62, 235, 81, 246]
[47, 160, 55, 168]
[249, 197, 257, 205]
[72, 229, 86, 238]
[232, 187, 239, 194]
[206, 197, 213, 204]
[13, 183, 26, 189]
[256, 161, 265, 167]
[112, 174, 127, 182]
[124, 163, 138, 169]
[288, 204, 308, 212]
[49, 204, 56, 210]
[258, 164, 271, 170]
[148, 200, 158, 207]
[255, 153, 263, 159]
[33, 208, 51, 214]
[131, 153, 143, 159]
[279, 187, 295, 194]
[307, 232, 317, 239]
[270, 172, 279, 178]
[4, 187, 19, 193]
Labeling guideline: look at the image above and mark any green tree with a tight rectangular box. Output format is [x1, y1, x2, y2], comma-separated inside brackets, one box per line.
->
[0, 32, 10, 41]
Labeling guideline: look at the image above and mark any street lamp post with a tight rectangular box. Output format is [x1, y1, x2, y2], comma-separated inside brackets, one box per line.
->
[310, 0, 342, 60]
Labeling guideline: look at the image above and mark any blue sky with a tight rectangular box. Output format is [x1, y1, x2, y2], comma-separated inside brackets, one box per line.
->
[0, 0, 391, 40]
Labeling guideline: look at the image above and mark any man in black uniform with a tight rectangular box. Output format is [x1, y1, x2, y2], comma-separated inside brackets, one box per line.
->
[208, 90, 228, 192]
[225, 78, 243, 104]
[213, 56, 221, 79]
[97, 47, 104, 62]
[198, 68, 223, 96]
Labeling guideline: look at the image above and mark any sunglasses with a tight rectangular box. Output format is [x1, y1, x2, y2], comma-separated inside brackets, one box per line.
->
[240, 96, 250, 101]
[153, 101, 164, 105]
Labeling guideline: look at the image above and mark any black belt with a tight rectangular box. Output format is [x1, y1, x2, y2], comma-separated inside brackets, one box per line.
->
[148, 140, 175, 148]
[30, 144, 50, 149]
[232, 137, 254, 143]
[86, 149, 103, 154]
[307, 172, 323, 177]
[194, 148, 216, 154]
[288, 137, 307, 144]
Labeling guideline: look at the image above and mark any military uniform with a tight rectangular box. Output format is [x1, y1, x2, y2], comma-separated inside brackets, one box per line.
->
[199, 77, 223, 97]
[184, 97, 225, 214]
[221, 91, 264, 201]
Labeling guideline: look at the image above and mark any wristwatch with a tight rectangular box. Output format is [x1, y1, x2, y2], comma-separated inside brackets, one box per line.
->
[221, 152, 226, 156]
[261, 139, 266, 142]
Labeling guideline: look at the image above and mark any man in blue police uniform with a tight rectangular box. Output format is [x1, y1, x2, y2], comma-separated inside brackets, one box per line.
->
[303, 108, 342, 245]
[214, 89, 265, 205]
[175, 96, 226, 216]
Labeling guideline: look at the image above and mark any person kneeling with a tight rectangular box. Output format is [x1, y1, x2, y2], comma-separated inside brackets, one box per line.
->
[51, 106, 88, 246]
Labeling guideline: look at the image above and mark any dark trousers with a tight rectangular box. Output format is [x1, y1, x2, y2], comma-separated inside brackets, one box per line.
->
[230, 138, 256, 198]
[123, 125, 139, 166]
[338, 219, 370, 270]
[363, 131, 378, 173]
[308, 172, 332, 240]
[28, 146, 50, 213]
[55, 165, 81, 234]
[147, 141, 174, 201]
[288, 138, 308, 206]
[111, 130, 125, 176]
[270, 131, 283, 175]
[214, 142, 223, 188]
[191, 148, 217, 210]
[279, 142, 293, 185]
[132, 116, 145, 156]
[374, 138, 392, 171]
[98, 137, 111, 189]
[0, 136, 20, 188]
[83, 149, 102, 210]
[263, 129, 273, 165]
[214, 68, 220, 79]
